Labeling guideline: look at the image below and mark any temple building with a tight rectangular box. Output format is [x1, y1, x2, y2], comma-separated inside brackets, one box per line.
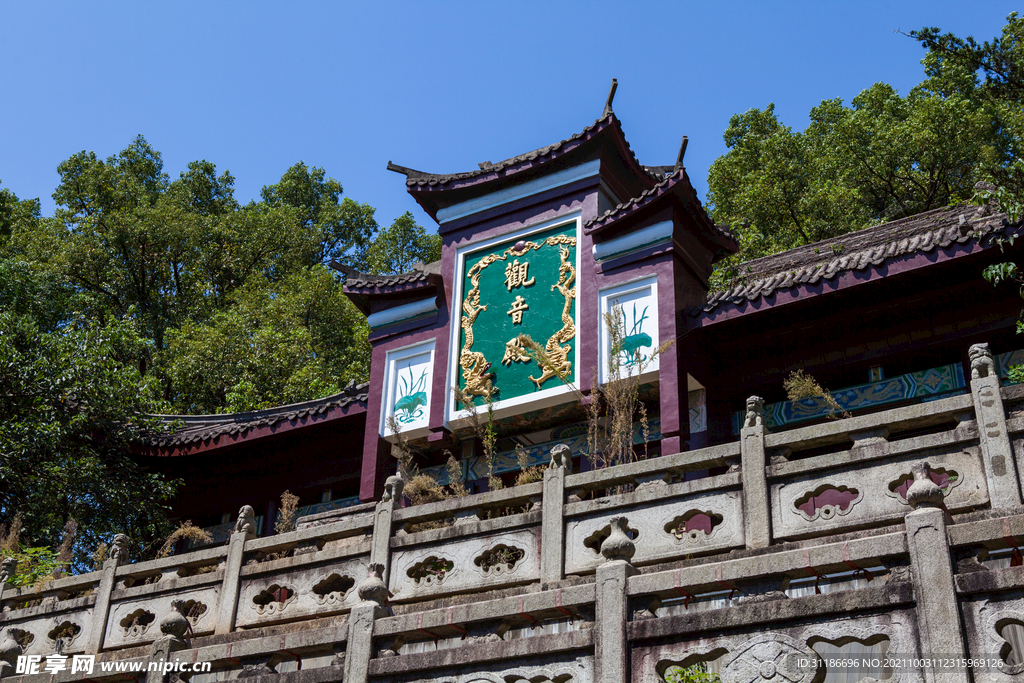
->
[11, 86, 1024, 683]
[138, 88, 1024, 536]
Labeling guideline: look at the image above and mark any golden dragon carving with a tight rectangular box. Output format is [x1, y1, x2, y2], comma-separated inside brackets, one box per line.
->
[529, 244, 576, 389]
[460, 262, 496, 398]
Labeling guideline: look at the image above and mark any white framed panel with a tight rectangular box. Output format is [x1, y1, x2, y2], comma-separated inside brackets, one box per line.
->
[598, 275, 660, 384]
[380, 339, 436, 440]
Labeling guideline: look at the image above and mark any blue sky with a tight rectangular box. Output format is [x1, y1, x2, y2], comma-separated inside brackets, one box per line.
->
[0, 2, 1017, 232]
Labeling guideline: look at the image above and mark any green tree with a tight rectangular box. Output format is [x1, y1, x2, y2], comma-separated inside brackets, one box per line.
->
[260, 161, 379, 266]
[9, 138, 383, 413]
[708, 86, 1002, 282]
[912, 13, 1024, 210]
[0, 257, 177, 569]
[160, 265, 370, 413]
[362, 211, 441, 275]
[0, 182, 40, 245]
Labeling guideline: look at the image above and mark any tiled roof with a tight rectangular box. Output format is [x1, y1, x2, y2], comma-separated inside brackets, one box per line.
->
[584, 169, 736, 247]
[147, 382, 369, 448]
[332, 261, 440, 293]
[702, 204, 1012, 313]
[387, 114, 663, 189]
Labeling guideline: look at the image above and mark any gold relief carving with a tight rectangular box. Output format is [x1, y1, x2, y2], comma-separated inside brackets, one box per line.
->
[506, 295, 529, 324]
[460, 234, 577, 398]
[504, 259, 534, 291]
[502, 337, 531, 366]
[528, 245, 576, 389]
[459, 266, 495, 398]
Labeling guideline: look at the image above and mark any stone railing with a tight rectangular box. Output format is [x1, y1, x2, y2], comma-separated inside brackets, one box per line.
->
[4, 342, 1024, 683]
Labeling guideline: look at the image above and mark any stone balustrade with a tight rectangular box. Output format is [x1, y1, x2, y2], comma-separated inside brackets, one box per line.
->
[4, 342, 1024, 683]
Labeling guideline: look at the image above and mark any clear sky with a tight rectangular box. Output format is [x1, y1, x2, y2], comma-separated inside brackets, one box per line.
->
[0, 2, 1017, 232]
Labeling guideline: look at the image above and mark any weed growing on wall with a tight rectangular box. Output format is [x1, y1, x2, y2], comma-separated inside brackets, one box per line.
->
[783, 369, 849, 420]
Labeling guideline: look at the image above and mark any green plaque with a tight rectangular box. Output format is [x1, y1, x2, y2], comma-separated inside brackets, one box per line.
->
[456, 222, 578, 406]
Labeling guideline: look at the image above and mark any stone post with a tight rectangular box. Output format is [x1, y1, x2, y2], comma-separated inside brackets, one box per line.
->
[968, 343, 1022, 508]
[84, 533, 129, 654]
[145, 606, 190, 683]
[904, 462, 970, 683]
[594, 516, 637, 683]
[215, 506, 257, 635]
[740, 396, 771, 549]
[344, 564, 389, 683]
[370, 474, 403, 585]
[541, 444, 571, 584]
[0, 557, 17, 599]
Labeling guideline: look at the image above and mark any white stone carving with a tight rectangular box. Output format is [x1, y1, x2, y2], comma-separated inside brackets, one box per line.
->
[106, 585, 219, 648]
[565, 490, 743, 573]
[236, 557, 368, 627]
[722, 633, 818, 683]
[389, 529, 539, 602]
[772, 450, 987, 540]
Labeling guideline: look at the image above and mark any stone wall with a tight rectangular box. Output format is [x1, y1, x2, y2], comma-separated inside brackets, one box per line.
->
[5, 343, 1024, 683]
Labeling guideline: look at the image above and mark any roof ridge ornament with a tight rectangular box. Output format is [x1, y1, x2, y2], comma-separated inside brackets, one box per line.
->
[674, 136, 689, 172]
[602, 78, 618, 118]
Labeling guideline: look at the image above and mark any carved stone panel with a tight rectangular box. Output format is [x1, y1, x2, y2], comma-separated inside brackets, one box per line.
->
[236, 556, 367, 628]
[2, 605, 92, 657]
[389, 529, 539, 602]
[772, 449, 987, 540]
[633, 609, 919, 683]
[402, 653, 593, 683]
[105, 585, 218, 649]
[961, 589, 1024, 681]
[564, 490, 743, 574]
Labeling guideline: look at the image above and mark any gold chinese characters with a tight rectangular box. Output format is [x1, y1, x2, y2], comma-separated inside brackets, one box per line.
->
[504, 259, 534, 291]
[506, 296, 528, 325]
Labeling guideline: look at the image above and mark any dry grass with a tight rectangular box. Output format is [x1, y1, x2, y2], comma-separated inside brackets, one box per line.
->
[454, 387, 500, 491]
[0, 512, 23, 556]
[783, 369, 850, 420]
[52, 519, 77, 579]
[513, 444, 544, 487]
[157, 521, 214, 558]
[386, 415, 419, 483]
[403, 474, 457, 532]
[275, 491, 300, 535]
[91, 543, 109, 570]
[517, 309, 666, 483]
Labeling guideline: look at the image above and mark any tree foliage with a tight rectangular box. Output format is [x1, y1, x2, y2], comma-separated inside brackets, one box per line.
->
[0, 254, 178, 569]
[362, 211, 442, 275]
[1, 141, 440, 566]
[708, 14, 1022, 285]
[8, 136, 437, 414]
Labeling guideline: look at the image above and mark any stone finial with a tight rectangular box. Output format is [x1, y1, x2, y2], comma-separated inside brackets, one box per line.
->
[744, 396, 765, 429]
[234, 506, 257, 536]
[969, 343, 996, 380]
[549, 444, 572, 471]
[601, 517, 636, 563]
[110, 534, 130, 563]
[382, 474, 404, 503]
[906, 462, 944, 510]
[357, 563, 389, 606]
[159, 607, 189, 641]
[0, 558, 17, 585]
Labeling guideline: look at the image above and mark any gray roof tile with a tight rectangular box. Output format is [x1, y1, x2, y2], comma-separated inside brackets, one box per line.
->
[147, 382, 369, 448]
[703, 204, 1012, 314]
